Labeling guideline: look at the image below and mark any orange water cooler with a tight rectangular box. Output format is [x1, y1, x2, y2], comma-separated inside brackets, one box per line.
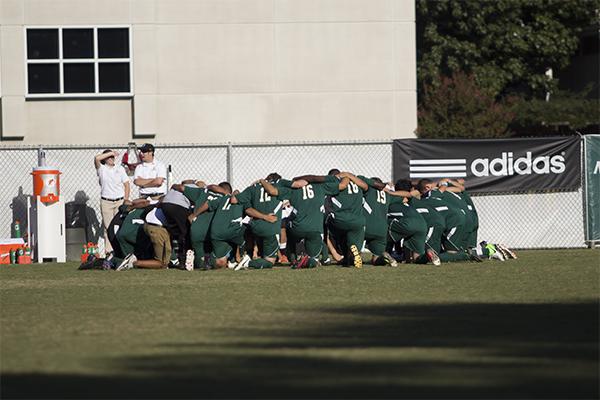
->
[29, 166, 66, 262]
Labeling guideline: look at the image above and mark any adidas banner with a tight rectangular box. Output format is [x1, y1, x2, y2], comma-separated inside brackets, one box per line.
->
[392, 136, 581, 194]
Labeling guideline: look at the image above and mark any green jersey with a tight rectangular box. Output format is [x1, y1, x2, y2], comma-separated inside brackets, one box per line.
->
[115, 206, 154, 258]
[183, 185, 222, 208]
[118, 207, 147, 243]
[331, 178, 366, 225]
[208, 195, 245, 241]
[459, 189, 479, 222]
[284, 176, 340, 233]
[409, 197, 445, 229]
[461, 190, 475, 209]
[236, 181, 291, 237]
[426, 188, 466, 228]
[438, 189, 468, 214]
[388, 197, 419, 220]
[359, 176, 390, 238]
[184, 186, 223, 237]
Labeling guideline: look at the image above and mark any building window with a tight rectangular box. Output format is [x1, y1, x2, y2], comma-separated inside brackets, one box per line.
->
[25, 27, 132, 97]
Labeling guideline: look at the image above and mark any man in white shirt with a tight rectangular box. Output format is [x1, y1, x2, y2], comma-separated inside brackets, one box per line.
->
[133, 143, 167, 200]
[95, 149, 131, 255]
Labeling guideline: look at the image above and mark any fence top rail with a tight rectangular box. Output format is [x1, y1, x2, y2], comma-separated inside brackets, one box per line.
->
[0, 139, 393, 151]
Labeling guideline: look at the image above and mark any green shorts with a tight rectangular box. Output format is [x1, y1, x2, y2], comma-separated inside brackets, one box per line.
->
[211, 234, 245, 259]
[425, 223, 445, 253]
[255, 235, 279, 259]
[389, 217, 427, 255]
[190, 213, 212, 244]
[365, 234, 386, 257]
[442, 222, 467, 251]
[330, 218, 366, 256]
[287, 228, 324, 259]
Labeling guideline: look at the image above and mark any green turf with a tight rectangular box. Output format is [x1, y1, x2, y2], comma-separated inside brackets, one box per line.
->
[1, 249, 598, 399]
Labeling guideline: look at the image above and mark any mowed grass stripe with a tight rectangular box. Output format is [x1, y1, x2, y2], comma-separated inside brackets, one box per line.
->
[1, 249, 598, 399]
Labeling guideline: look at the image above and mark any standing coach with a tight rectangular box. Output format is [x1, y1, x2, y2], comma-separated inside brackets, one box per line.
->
[95, 149, 131, 256]
[133, 143, 167, 200]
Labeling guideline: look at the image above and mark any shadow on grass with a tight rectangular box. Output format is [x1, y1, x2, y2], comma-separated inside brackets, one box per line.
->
[2, 302, 598, 399]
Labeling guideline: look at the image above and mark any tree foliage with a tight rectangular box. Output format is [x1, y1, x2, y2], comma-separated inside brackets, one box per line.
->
[417, 0, 599, 98]
[417, 72, 516, 139]
[511, 86, 600, 134]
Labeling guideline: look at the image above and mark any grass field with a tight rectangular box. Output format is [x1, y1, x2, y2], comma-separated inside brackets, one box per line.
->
[1, 249, 598, 399]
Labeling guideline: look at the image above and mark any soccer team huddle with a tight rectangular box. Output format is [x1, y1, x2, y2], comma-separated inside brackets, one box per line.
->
[85, 170, 517, 272]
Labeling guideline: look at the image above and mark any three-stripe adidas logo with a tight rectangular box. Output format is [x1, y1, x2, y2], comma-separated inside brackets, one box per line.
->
[409, 159, 467, 178]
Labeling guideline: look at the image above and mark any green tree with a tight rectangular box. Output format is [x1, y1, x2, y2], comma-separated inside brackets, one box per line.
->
[417, 0, 599, 98]
[511, 86, 600, 134]
[417, 71, 516, 139]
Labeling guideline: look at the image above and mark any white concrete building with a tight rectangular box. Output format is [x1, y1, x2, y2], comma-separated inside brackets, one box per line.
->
[0, 0, 416, 145]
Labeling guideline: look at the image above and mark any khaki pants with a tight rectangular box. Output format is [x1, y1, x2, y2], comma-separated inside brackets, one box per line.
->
[100, 198, 124, 254]
[143, 224, 171, 266]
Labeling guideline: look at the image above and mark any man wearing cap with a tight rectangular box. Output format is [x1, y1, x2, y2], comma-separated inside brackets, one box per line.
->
[133, 143, 167, 200]
[95, 149, 130, 256]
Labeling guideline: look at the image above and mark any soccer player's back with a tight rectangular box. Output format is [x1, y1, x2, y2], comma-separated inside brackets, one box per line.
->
[283, 174, 347, 268]
[359, 175, 397, 266]
[329, 170, 368, 268]
[177, 181, 224, 269]
[187, 182, 245, 269]
[235, 174, 291, 269]
[387, 180, 429, 263]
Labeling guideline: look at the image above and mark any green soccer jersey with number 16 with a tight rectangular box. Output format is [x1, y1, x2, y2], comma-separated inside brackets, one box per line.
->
[282, 176, 340, 234]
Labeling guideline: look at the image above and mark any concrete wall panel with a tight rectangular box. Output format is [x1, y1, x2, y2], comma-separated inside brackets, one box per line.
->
[24, 100, 130, 144]
[156, 94, 273, 142]
[394, 91, 417, 137]
[153, 91, 400, 142]
[154, 0, 273, 24]
[271, 92, 396, 140]
[23, 0, 130, 25]
[2, 96, 26, 136]
[0, 26, 24, 96]
[396, 22, 416, 91]
[134, 94, 157, 135]
[131, 0, 156, 24]
[132, 25, 158, 94]
[275, 0, 396, 22]
[395, 0, 415, 22]
[156, 24, 274, 94]
[275, 22, 396, 92]
[0, 0, 24, 25]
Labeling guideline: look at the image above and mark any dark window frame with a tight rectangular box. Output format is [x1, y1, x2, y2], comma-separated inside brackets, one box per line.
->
[25, 26, 133, 98]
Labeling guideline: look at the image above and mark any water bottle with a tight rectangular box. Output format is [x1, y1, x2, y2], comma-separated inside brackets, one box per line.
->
[81, 244, 88, 262]
[14, 220, 21, 238]
[97, 238, 106, 258]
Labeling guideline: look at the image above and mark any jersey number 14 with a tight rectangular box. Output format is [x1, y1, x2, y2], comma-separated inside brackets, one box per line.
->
[259, 187, 272, 203]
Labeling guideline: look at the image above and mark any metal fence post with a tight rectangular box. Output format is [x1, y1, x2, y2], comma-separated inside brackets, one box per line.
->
[37, 146, 45, 167]
[227, 142, 233, 184]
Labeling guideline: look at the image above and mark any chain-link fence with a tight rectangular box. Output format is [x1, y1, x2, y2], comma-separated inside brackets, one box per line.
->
[0, 141, 586, 250]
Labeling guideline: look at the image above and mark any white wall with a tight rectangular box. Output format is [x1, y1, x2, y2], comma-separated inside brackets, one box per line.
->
[0, 0, 417, 145]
